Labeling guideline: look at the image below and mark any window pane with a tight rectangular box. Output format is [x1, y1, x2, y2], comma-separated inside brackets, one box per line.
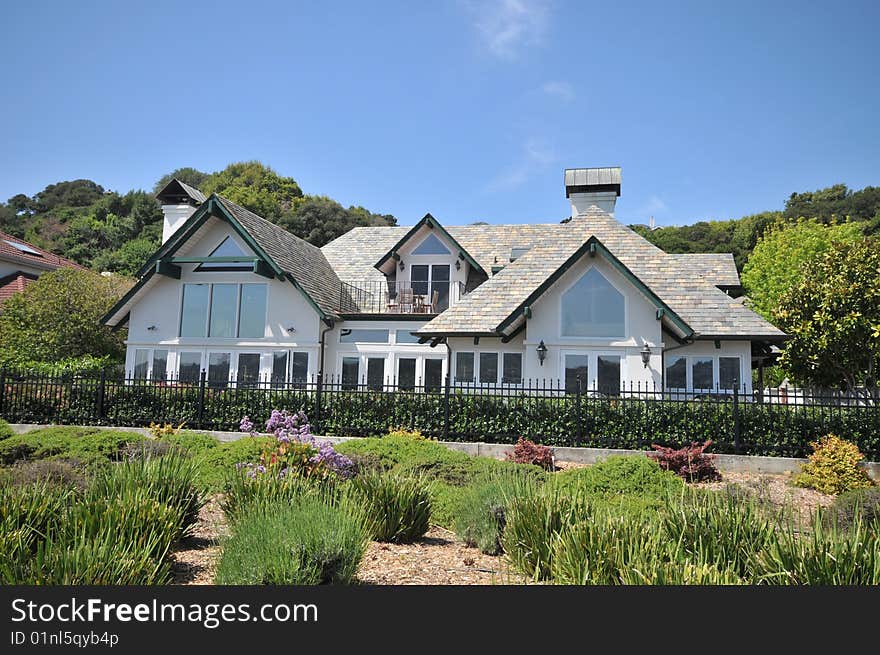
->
[665, 356, 686, 390]
[366, 357, 385, 390]
[238, 284, 267, 338]
[412, 233, 450, 255]
[342, 356, 359, 390]
[692, 358, 714, 390]
[479, 352, 498, 383]
[395, 329, 420, 344]
[197, 236, 251, 270]
[502, 353, 522, 384]
[180, 284, 209, 337]
[398, 358, 416, 390]
[292, 352, 309, 384]
[561, 268, 625, 337]
[208, 352, 230, 388]
[720, 357, 740, 390]
[134, 349, 149, 380]
[152, 350, 168, 382]
[597, 355, 621, 395]
[178, 352, 201, 383]
[565, 354, 589, 394]
[339, 329, 389, 343]
[237, 353, 261, 385]
[209, 284, 238, 338]
[272, 351, 288, 384]
[424, 359, 443, 392]
[455, 352, 474, 382]
[432, 265, 450, 312]
[411, 265, 429, 296]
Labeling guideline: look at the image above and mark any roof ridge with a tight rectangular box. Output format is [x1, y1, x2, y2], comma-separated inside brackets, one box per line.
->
[214, 195, 324, 255]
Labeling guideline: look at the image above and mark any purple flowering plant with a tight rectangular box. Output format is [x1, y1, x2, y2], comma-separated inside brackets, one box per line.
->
[238, 409, 354, 480]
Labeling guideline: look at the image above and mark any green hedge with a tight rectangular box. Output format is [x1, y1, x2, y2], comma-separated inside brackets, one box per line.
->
[2, 380, 879, 459]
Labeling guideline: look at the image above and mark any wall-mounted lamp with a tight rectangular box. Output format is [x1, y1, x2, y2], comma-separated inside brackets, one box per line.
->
[146, 325, 157, 331]
[640, 343, 652, 368]
[286, 326, 296, 333]
[536, 340, 548, 366]
[454, 259, 461, 271]
[399, 260, 405, 271]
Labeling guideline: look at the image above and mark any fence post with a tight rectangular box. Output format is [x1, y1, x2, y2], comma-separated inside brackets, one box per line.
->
[0, 367, 5, 417]
[96, 369, 106, 421]
[443, 374, 451, 441]
[315, 372, 324, 434]
[575, 375, 583, 445]
[197, 370, 207, 429]
[733, 386, 742, 454]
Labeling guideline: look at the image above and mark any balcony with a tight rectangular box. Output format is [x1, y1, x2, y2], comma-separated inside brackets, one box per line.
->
[338, 279, 466, 315]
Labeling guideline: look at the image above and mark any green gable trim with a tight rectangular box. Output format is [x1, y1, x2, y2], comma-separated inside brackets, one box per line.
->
[495, 236, 694, 338]
[374, 213, 485, 275]
[155, 260, 181, 279]
[169, 256, 261, 264]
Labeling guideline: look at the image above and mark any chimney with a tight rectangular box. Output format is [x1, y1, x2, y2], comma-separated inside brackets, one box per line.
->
[155, 179, 206, 243]
[564, 167, 621, 218]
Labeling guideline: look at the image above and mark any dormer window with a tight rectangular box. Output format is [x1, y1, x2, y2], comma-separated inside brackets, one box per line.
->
[411, 233, 450, 255]
[196, 236, 251, 271]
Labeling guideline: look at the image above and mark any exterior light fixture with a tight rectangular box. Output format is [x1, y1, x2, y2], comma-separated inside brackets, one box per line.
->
[287, 326, 296, 333]
[146, 325, 157, 331]
[399, 260, 405, 271]
[455, 259, 461, 271]
[640, 343, 651, 368]
[536, 340, 548, 366]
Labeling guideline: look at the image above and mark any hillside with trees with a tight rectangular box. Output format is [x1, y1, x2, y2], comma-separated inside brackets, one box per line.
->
[0, 161, 397, 276]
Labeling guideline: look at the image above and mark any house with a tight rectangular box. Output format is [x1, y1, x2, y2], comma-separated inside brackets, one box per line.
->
[101, 169, 785, 393]
[0, 230, 84, 312]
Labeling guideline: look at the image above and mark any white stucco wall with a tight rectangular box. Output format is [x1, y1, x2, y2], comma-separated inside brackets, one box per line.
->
[662, 340, 752, 393]
[125, 219, 322, 380]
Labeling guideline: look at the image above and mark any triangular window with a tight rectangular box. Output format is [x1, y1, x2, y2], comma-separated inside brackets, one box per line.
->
[561, 268, 625, 337]
[412, 233, 450, 256]
[196, 236, 252, 271]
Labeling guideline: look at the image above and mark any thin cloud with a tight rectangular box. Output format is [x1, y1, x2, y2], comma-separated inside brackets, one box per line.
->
[486, 137, 556, 192]
[542, 80, 574, 102]
[636, 195, 669, 221]
[463, 0, 550, 60]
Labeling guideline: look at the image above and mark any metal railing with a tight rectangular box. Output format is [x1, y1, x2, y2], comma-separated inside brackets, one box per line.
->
[1, 368, 878, 459]
[338, 279, 466, 314]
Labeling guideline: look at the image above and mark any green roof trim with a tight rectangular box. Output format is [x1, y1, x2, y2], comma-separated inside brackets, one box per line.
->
[374, 213, 485, 276]
[495, 236, 694, 338]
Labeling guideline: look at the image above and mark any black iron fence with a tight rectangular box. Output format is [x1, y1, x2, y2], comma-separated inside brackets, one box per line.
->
[1, 368, 878, 459]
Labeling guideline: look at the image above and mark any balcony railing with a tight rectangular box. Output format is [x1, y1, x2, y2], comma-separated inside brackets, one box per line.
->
[338, 279, 466, 315]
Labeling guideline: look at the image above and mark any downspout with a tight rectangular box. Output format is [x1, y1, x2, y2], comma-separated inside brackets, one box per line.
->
[319, 319, 335, 382]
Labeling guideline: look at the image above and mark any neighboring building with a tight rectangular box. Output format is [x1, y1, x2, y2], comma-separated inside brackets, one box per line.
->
[0, 230, 84, 312]
[102, 170, 785, 393]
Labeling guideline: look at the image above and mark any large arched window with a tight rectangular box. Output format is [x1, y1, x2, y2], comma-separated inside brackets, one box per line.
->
[561, 268, 625, 337]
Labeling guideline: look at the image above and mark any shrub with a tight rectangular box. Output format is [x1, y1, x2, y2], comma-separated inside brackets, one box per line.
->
[336, 435, 464, 470]
[756, 514, 880, 585]
[502, 486, 589, 580]
[649, 440, 721, 482]
[181, 436, 274, 491]
[506, 437, 554, 470]
[3, 459, 87, 491]
[793, 434, 874, 495]
[822, 487, 880, 531]
[215, 496, 368, 585]
[121, 439, 173, 460]
[661, 489, 779, 580]
[148, 421, 185, 439]
[0, 482, 73, 554]
[348, 473, 431, 543]
[221, 468, 331, 522]
[88, 450, 205, 538]
[453, 471, 539, 555]
[0, 418, 13, 441]
[616, 560, 746, 585]
[385, 428, 427, 440]
[551, 455, 683, 499]
[0, 426, 145, 467]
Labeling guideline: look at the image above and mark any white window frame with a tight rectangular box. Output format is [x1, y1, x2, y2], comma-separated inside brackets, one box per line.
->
[178, 282, 269, 340]
[558, 265, 628, 340]
[559, 349, 628, 392]
[663, 355, 744, 393]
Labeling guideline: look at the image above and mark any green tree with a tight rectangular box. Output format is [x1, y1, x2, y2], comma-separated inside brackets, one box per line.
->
[153, 167, 211, 194]
[202, 161, 303, 219]
[775, 238, 880, 391]
[0, 269, 130, 367]
[278, 195, 396, 246]
[92, 237, 159, 276]
[741, 218, 863, 320]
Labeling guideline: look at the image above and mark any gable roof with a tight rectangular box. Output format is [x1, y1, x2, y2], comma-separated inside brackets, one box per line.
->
[103, 194, 342, 326]
[373, 213, 486, 276]
[669, 253, 740, 289]
[0, 230, 84, 272]
[415, 209, 784, 341]
[155, 178, 207, 205]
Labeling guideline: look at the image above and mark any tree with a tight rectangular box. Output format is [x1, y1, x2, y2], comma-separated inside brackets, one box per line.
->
[278, 195, 396, 246]
[153, 167, 211, 194]
[775, 237, 880, 391]
[31, 179, 105, 212]
[741, 218, 863, 320]
[0, 268, 130, 367]
[202, 161, 303, 219]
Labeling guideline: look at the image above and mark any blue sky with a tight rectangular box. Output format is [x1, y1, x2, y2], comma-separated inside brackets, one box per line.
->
[1, 1, 878, 227]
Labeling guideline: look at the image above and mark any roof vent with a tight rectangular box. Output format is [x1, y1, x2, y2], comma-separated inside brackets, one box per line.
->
[564, 167, 621, 217]
[510, 246, 531, 261]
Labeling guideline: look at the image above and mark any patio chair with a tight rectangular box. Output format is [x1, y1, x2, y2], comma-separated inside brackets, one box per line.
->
[422, 289, 440, 313]
[394, 287, 414, 313]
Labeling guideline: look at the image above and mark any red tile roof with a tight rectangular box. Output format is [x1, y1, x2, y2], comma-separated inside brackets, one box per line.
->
[0, 230, 84, 270]
[0, 271, 39, 308]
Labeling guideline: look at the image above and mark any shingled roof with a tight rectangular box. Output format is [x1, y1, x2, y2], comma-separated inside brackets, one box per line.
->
[669, 253, 740, 289]
[414, 209, 783, 340]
